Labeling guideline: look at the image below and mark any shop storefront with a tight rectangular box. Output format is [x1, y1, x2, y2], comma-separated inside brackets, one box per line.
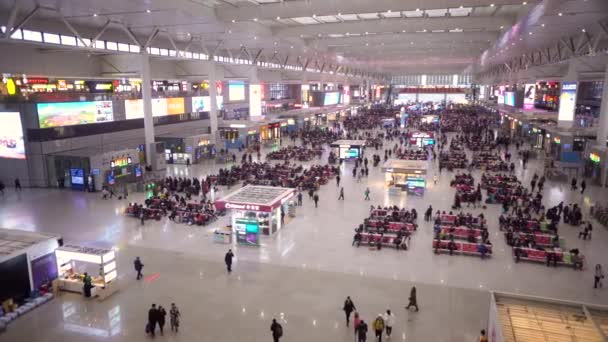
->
[584, 147, 607, 187]
[382, 159, 429, 196]
[214, 185, 296, 246]
[330, 140, 366, 160]
[158, 133, 215, 164]
[409, 132, 436, 147]
[219, 122, 261, 149]
[260, 122, 282, 143]
[55, 244, 118, 300]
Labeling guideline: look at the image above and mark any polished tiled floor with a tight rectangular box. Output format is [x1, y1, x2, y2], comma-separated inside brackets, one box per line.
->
[0, 134, 607, 341]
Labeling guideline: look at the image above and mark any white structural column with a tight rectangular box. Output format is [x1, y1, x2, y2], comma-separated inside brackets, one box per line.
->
[208, 62, 219, 139]
[597, 63, 608, 148]
[140, 52, 155, 165]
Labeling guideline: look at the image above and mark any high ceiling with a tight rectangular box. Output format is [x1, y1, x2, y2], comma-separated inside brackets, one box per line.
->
[0, 0, 607, 78]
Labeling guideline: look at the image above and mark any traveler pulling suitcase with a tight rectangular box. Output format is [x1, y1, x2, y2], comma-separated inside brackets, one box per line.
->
[145, 323, 150, 334]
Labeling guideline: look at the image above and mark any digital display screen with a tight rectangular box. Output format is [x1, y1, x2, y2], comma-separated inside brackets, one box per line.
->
[135, 166, 142, 177]
[235, 219, 260, 246]
[192, 96, 224, 112]
[125, 97, 185, 119]
[422, 138, 435, 146]
[70, 168, 85, 185]
[228, 81, 246, 101]
[524, 84, 536, 109]
[323, 92, 340, 106]
[37, 101, 114, 128]
[0, 112, 26, 159]
[504, 92, 515, 106]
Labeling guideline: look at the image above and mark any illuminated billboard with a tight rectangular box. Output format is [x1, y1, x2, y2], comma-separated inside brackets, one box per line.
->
[228, 81, 246, 101]
[37, 101, 114, 128]
[523, 84, 536, 109]
[0, 112, 26, 159]
[323, 92, 340, 106]
[192, 96, 224, 112]
[558, 82, 577, 122]
[125, 98, 185, 119]
[249, 84, 262, 117]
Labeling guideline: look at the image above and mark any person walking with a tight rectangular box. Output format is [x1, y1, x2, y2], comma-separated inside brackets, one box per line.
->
[595, 264, 604, 288]
[338, 187, 345, 200]
[270, 318, 283, 342]
[134, 257, 144, 280]
[479, 329, 488, 342]
[356, 319, 368, 342]
[224, 249, 234, 273]
[424, 205, 433, 222]
[147, 304, 158, 337]
[313, 193, 319, 208]
[405, 286, 419, 312]
[580, 180, 586, 194]
[0, 181, 4, 195]
[14, 178, 21, 192]
[342, 296, 356, 327]
[158, 305, 167, 335]
[383, 309, 395, 338]
[297, 191, 303, 206]
[571, 177, 577, 191]
[186, 158, 190, 167]
[373, 314, 385, 342]
[336, 175, 341, 187]
[140, 211, 145, 225]
[170, 303, 181, 332]
[364, 188, 370, 201]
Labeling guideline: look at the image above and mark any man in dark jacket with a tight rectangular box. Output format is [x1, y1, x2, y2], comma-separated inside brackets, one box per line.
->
[343, 296, 357, 326]
[270, 318, 283, 342]
[148, 304, 158, 336]
[225, 249, 234, 273]
[134, 257, 144, 280]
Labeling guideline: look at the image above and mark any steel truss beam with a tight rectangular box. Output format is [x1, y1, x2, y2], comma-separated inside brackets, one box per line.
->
[476, 26, 608, 83]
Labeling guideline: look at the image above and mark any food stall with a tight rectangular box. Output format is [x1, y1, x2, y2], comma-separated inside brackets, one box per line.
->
[382, 159, 429, 196]
[55, 245, 118, 300]
[214, 185, 296, 246]
[584, 146, 607, 187]
[330, 140, 366, 160]
[409, 132, 435, 147]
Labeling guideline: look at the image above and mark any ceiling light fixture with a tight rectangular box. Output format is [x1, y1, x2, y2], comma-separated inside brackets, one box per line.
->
[93, 13, 98, 17]
[582, 28, 586, 32]
[541, 23, 545, 27]
[416, 8, 420, 12]
[529, 31, 532, 35]
[312, 14, 317, 18]
[365, 43, 369, 46]
[232, 19, 236, 23]
[274, 41, 277, 45]
[290, 46, 294, 49]
[522, 1, 527, 5]
[459, 5, 464, 8]
[500, 26, 504, 29]
[228, 30, 232, 33]
[338, 12, 342, 16]
[254, 36, 257, 40]
[187, 32, 191, 36]
[558, 12, 563, 16]
[253, 18, 258, 22]
[365, 31, 369, 35]
[276, 16, 281, 20]
[490, 3, 495, 7]
[146, 9, 151, 13]
[402, 30, 406, 33]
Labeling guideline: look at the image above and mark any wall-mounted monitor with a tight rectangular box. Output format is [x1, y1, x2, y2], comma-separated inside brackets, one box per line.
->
[323, 92, 340, 106]
[37, 101, 114, 128]
[228, 81, 246, 101]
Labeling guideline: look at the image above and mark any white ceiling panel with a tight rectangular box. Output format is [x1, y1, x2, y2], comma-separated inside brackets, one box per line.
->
[291, 17, 319, 25]
[358, 13, 379, 19]
[317, 16, 340, 23]
[449, 7, 473, 17]
[403, 10, 424, 18]
[426, 9, 447, 17]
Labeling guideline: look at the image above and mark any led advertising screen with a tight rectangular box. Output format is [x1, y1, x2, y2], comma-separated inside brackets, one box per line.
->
[37, 101, 114, 128]
[323, 92, 340, 106]
[228, 81, 246, 101]
[70, 168, 85, 185]
[192, 96, 224, 112]
[496, 86, 505, 104]
[504, 92, 515, 106]
[0, 112, 26, 159]
[523, 84, 536, 109]
[125, 98, 185, 119]
[558, 82, 577, 122]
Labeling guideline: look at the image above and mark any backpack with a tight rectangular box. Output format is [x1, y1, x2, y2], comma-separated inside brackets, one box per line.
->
[374, 317, 385, 331]
[276, 324, 283, 337]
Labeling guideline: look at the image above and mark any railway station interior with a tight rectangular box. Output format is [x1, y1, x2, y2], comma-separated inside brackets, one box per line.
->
[1, 0, 608, 341]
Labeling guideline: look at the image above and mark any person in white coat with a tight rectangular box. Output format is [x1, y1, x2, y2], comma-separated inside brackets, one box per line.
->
[383, 309, 395, 338]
